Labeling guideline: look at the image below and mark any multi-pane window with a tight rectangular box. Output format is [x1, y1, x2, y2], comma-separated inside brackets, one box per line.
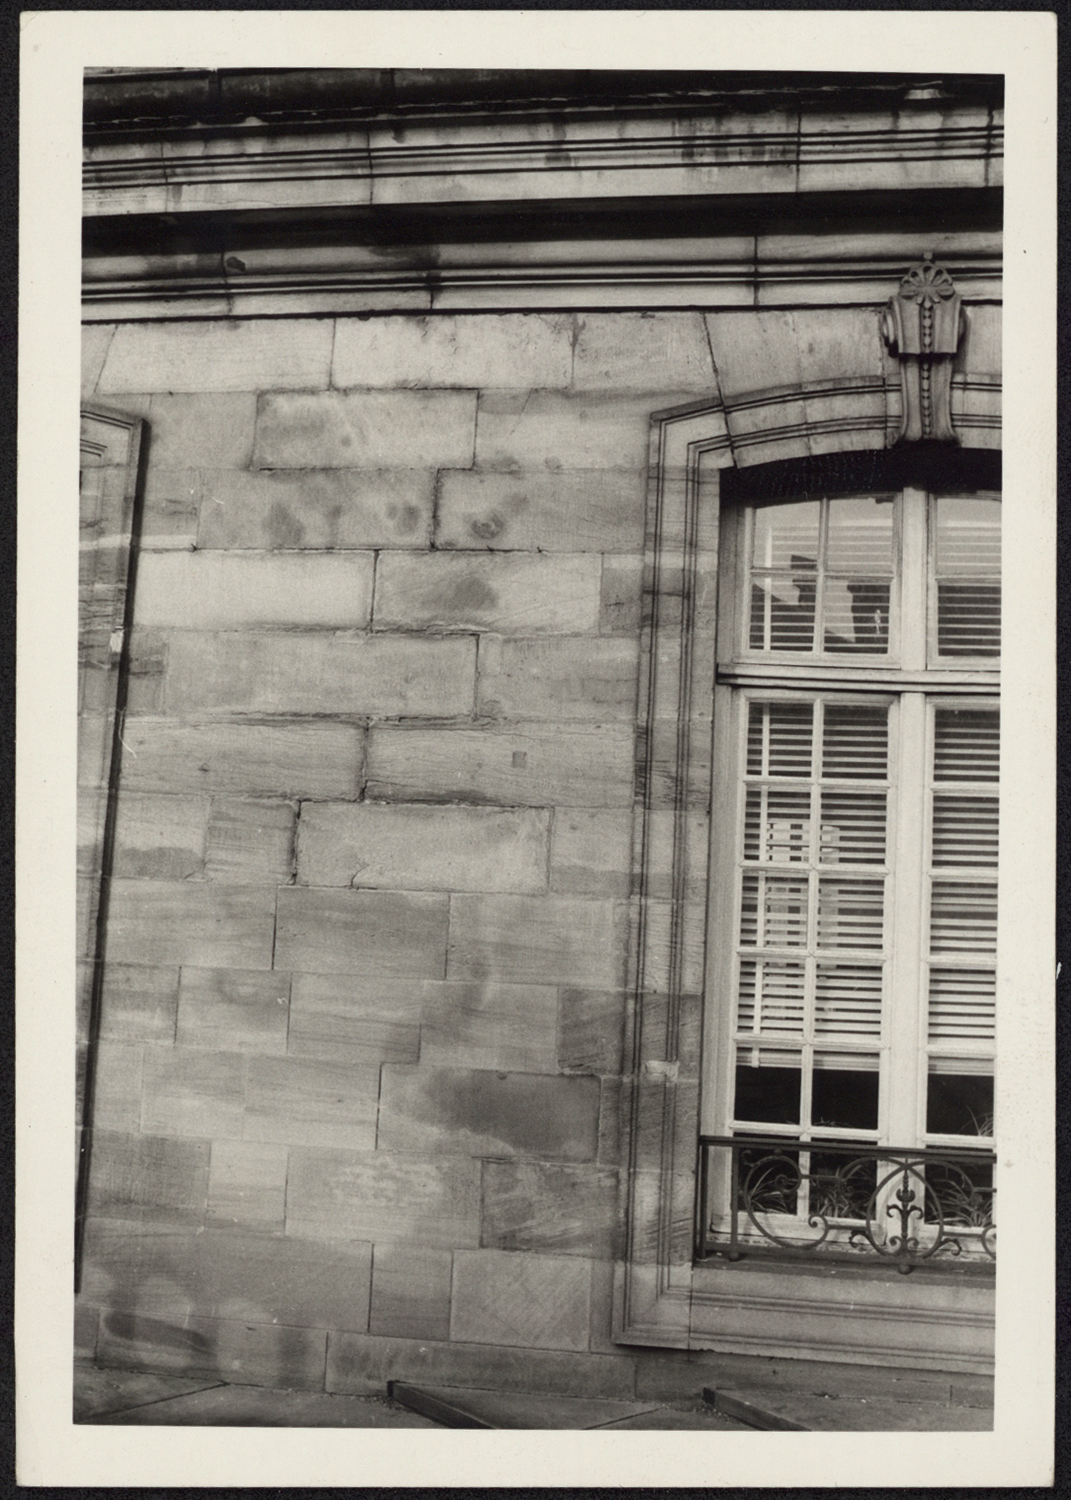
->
[707, 485, 1000, 1228]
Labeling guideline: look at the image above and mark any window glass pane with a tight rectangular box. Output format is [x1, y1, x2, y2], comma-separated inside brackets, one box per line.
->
[812, 1055, 880, 1131]
[747, 701, 814, 778]
[749, 575, 816, 651]
[823, 577, 890, 654]
[817, 878, 885, 950]
[925, 1069, 994, 1137]
[928, 967, 995, 1043]
[808, 1150, 875, 1220]
[930, 880, 997, 953]
[933, 707, 999, 782]
[924, 1158, 994, 1226]
[933, 496, 1001, 658]
[822, 704, 889, 780]
[819, 789, 887, 865]
[737, 958, 806, 1035]
[746, 496, 895, 657]
[932, 794, 998, 866]
[814, 963, 883, 1037]
[936, 581, 1001, 657]
[740, 873, 809, 948]
[825, 495, 895, 574]
[934, 496, 1000, 573]
[744, 787, 811, 862]
[734, 1052, 801, 1125]
[752, 500, 821, 571]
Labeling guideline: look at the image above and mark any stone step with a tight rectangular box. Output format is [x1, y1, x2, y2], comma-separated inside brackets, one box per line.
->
[705, 1386, 994, 1432]
[389, 1381, 746, 1430]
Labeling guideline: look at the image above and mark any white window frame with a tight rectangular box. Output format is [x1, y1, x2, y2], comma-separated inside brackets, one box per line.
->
[702, 483, 999, 1248]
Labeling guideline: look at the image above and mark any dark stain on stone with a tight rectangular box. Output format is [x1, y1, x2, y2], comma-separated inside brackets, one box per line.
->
[395, 503, 421, 535]
[469, 512, 504, 541]
[266, 502, 305, 548]
[414, 1070, 598, 1160]
[440, 575, 498, 616]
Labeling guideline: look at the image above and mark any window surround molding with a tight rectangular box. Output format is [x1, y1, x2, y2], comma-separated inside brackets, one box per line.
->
[614, 372, 1001, 1372]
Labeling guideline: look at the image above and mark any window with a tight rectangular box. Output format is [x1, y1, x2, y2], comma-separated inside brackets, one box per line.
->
[702, 482, 999, 1262]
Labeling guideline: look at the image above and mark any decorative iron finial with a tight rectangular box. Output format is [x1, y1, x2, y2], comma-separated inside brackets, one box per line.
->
[882, 253, 965, 443]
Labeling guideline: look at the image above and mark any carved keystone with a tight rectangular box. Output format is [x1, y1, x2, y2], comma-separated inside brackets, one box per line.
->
[882, 254, 965, 443]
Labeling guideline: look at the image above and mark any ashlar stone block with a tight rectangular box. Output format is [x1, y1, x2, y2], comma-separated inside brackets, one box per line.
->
[254, 390, 477, 469]
[140, 1047, 247, 1140]
[419, 980, 559, 1073]
[571, 312, 715, 392]
[165, 632, 475, 718]
[447, 892, 622, 990]
[475, 390, 652, 473]
[96, 1309, 328, 1390]
[91, 1042, 145, 1133]
[207, 1139, 289, 1231]
[105, 880, 276, 971]
[374, 552, 601, 635]
[480, 1161, 623, 1259]
[296, 802, 549, 894]
[82, 323, 115, 395]
[368, 1244, 453, 1342]
[326, 1328, 634, 1399]
[377, 1066, 600, 1162]
[85, 1131, 210, 1225]
[244, 1054, 380, 1150]
[550, 809, 633, 897]
[286, 1147, 480, 1249]
[83, 1219, 372, 1334]
[288, 973, 421, 1067]
[110, 791, 208, 881]
[477, 636, 639, 722]
[557, 988, 627, 1077]
[274, 887, 448, 980]
[144, 393, 258, 469]
[450, 1249, 592, 1352]
[98, 963, 179, 1043]
[196, 468, 434, 550]
[176, 966, 291, 1055]
[98, 318, 334, 394]
[332, 313, 572, 390]
[205, 798, 295, 886]
[366, 723, 634, 809]
[139, 469, 201, 547]
[133, 551, 374, 630]
[435, 468, 645, 553]
[118, 718, 363, 800]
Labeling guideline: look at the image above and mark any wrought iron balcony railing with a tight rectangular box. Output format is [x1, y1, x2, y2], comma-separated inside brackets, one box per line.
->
[697, 1135, 996, 1274]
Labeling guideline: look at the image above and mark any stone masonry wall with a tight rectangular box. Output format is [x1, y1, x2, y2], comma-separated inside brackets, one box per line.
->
[76, 310, 723, 1395]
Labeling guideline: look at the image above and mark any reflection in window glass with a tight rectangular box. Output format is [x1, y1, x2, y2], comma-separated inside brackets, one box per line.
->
[747, 495, 895, 656]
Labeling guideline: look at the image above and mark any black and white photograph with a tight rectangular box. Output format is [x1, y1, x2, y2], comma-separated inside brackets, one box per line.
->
[17, 10, 1055, 1488]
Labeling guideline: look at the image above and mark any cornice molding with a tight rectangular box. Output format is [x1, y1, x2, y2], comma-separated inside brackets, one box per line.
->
[84, 109, 1003, 223]
[82, 234, 1002, 319]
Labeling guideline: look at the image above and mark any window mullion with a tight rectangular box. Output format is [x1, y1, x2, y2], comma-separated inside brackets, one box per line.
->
[900, 486, 928, 672]
[885, 692, 928, 1143]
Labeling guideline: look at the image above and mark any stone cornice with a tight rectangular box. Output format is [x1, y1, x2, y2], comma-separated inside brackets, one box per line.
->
[82, 228, 1002, 319]
[84, 106, 1003, 223]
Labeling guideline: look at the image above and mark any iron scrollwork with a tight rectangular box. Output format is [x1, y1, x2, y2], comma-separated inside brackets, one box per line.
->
[699, 1136, 996, 1274]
